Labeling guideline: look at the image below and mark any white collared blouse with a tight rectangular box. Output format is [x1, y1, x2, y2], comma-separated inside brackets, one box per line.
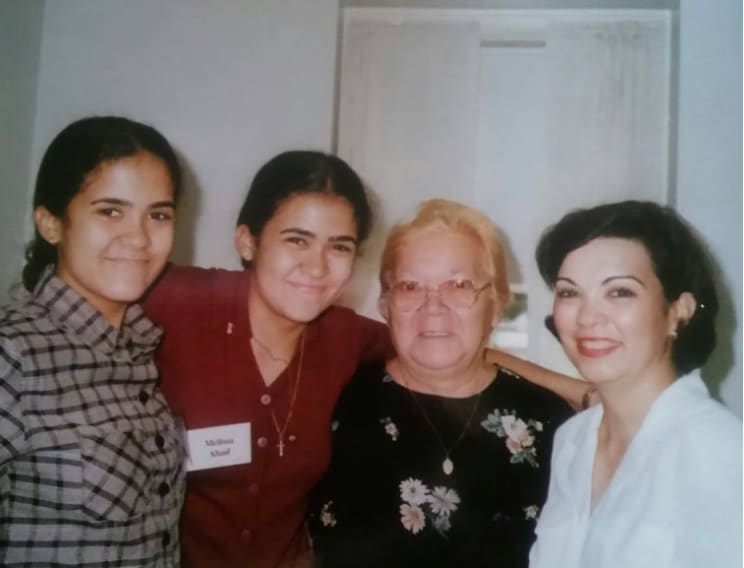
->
[530, 371, 742, 568]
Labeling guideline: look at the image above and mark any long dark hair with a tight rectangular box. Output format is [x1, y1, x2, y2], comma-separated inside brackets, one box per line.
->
[23, 116, 182, 291]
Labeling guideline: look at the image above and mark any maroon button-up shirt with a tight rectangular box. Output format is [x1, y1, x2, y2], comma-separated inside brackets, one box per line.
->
[144, 265, 392, 567]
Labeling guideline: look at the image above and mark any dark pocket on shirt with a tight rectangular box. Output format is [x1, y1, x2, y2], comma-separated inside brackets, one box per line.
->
[78, 426, 153, 522]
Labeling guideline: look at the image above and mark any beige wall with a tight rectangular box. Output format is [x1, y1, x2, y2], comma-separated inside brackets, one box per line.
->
[677, 0, 742, 414]
[1, 0, 740, 413]
[30, 0, 341, 271]
[0, 0, 44, 298]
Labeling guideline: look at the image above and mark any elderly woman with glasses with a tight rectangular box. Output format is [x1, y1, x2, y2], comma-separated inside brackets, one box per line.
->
[307, 199, 573, 568]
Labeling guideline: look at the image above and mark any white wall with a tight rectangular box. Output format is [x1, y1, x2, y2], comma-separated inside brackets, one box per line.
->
[31, 0, 340, 271]
[0, 0, 44, 301]
[676, 0, 742, 415]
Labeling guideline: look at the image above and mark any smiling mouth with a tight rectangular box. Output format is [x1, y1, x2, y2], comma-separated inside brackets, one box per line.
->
[106, 258, 149, 264]
[290, 282, 327, 295]
[576, 338, 620, 358]
[420, 331, 451, 338]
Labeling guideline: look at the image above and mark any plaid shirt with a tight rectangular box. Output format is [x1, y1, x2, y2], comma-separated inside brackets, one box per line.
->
[0, 272, 185, 566]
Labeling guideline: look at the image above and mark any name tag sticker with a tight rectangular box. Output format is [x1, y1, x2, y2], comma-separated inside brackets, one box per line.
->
[185, 422, 251, 471]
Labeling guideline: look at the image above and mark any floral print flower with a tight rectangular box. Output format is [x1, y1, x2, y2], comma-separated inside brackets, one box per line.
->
[320, 501, 337, 527]
[400, 478, 429, 505]
[502, 415, 534, 451]
[524, 504, 540, 520]
[432, 514, 451, 533]
[398, 478, 460, 536]
[385, 422, 399, 440]
[427, 486, 460, 517]
[400, 503, 426, 534]
[481, 409, 543, 468]
[380, 417, 399, 441]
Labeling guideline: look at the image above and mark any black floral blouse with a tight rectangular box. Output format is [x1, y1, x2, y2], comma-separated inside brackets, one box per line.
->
[308, 362, 574, 568]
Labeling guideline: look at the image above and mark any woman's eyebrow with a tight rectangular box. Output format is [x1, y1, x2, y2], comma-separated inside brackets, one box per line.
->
[602, 275, 646, 288]
[90, 197, 132, 206]
[280, 227, 315, 237]
[279, 228, 358, 245]
[89, 198, 175, 209]
[329, 235, 358, 245]
[149, 200, 176, 209]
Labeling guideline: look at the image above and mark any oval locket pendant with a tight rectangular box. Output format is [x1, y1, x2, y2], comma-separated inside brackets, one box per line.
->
[442, 457, 454, 475]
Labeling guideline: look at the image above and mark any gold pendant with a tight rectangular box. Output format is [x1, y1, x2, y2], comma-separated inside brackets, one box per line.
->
[442, 457, 454, 475]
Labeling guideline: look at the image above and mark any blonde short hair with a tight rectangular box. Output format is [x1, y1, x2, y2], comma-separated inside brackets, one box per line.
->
[379, 199, 511, 306]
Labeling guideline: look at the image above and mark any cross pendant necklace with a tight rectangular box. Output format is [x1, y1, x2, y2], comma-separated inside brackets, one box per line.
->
[267, 332, 306, 458]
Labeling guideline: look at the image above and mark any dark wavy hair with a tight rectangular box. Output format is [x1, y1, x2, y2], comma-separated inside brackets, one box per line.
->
[536, 200, 718, 376]
[235, 151, 372, 267]
[23, 116, 182, 291]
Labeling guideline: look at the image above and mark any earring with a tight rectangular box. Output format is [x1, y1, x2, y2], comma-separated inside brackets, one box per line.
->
[669, 329, 678, 339]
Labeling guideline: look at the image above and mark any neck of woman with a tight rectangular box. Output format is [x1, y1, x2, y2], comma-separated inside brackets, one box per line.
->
[246, 282, 306, 374]
[595, 360, 677, 461]
[387, 354, 494, 399]
[589, 357, 677, 509]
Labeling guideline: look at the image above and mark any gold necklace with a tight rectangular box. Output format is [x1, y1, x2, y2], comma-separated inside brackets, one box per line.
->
[404, 381, 483, 476]
[251, 335, 290, 366]
[269, 332, 305, 457]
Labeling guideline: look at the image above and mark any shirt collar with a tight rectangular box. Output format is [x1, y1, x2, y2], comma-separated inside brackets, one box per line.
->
[554, 370, 710, 515]
[628, 369, 707, 447]
[32, 268, 163, 362]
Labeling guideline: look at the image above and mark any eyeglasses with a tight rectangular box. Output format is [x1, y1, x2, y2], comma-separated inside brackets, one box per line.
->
[387, 279, 491, 312]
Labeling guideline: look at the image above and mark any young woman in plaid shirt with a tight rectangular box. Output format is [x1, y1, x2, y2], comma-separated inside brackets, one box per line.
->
[0, 116, 185, 566]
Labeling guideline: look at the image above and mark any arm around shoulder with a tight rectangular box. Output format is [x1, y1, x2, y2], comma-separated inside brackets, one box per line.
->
[141, 264, 213, 324]
[485, 348, 591, 411]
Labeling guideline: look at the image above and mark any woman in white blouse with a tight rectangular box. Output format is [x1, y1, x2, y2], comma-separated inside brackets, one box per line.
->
[529, 200, 741, 568]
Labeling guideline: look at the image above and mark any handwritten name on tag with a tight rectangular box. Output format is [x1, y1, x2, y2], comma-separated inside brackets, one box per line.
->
[185, 422, 252, 472]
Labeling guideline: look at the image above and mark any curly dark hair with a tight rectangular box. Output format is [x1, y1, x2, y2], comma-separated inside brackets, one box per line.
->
[535, 200, 718, 376]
